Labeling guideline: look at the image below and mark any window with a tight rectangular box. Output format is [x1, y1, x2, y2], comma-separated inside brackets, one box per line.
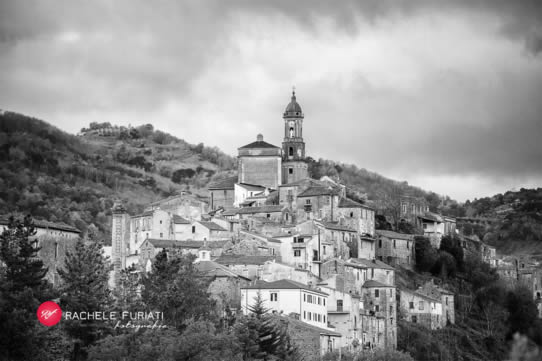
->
[423, 223, 427, 230]
[375, 289, 379, 298]
[288, 167, 293, 174]
[323, 299, 326, 306]
[160, 220, 162, 224]
[270, 292, 278, 302]
[289, 128, 294, 138]
[445, 297, 448, 305]
[393, 239, 396, 248]
[412, 315, 417, 323]
[289, 147, 294, 156]
[267, 213, 270, 218]
[305, 199, 311, 205]
[54, 242, 58, 260]
[407, 241, 410, 250]
[304, 294, 306, 302]
[160, 233, 163, 238]
[323, 315, 326, 323]
[419, 301, 424, 310]
[308, 312, 311, 321]
[375, 305, 380, 312]
[409, 302, 414, 309]
[304, 311, 306, 319]
[390, 305, 393, 314]
[337, 300, 343, 311]
[192, 226, 196, 233]
[294, 250, 301, 257]
[379, 239, 382, 248]
[350, 212, 354, 217]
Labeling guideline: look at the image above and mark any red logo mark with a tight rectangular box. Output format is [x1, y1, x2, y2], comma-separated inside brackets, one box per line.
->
[37, 301, 62, 326]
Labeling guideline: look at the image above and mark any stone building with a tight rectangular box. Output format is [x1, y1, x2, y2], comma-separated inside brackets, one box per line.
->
[0, 216, 81, 287]
[399, 288, 443, 329]
[237, 134, 282, 190]
[375, 230, 415, 269]
[417, 280, 455, 326]
[194, 249, 251, 311]
[400, 196, 429, 224]
[281, 316, 342, 360]
[337, 198, 376, 237]
[208, 175, 237, 211]
[360, 280, 397, 349]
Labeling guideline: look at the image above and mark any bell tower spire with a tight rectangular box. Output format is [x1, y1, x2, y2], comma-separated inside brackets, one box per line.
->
[281, 88, 308, 184]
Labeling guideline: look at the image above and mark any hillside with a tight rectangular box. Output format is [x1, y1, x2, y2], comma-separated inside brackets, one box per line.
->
[0, 111, 236, 242]
[460, 188, 542, 256]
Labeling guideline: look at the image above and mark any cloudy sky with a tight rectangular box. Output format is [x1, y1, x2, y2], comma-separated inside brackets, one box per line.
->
[1, 1, 541, 201]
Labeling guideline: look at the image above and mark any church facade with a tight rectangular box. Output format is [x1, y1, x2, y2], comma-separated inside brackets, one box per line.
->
[233, 91, 309, 205]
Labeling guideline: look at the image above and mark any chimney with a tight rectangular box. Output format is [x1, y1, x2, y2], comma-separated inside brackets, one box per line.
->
[257, 134, 263, 141]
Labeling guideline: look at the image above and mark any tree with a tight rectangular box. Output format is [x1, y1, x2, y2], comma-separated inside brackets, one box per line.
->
[414, 236, 438, 273]
[440, 235, 464, 270]
[0, 215, 53, 360]
[235, 292, 301, 360]
[58, 237, 111, 360]
[376, 183, 405, 230]
[141, 251, 216, 331]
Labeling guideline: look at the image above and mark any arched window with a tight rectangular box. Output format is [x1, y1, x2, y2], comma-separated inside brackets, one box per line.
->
[289, 127, 294, 137]
[289, 147, 294, 156]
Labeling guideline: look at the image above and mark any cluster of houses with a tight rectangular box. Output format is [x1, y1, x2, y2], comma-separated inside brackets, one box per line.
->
[4, 91, 536, 359]
[107, 91, 496, 357]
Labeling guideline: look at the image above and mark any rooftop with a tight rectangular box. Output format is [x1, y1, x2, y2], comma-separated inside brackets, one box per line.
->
[242, 279, 329, 296]
[0, 216, 80, 233]
[297, 186, 341, 198]
[318, 221, 356, 233]
[197, 221, 227, 231]
[375, 230, 414, 241]
[208, 176, 238, 190]
[195, 260, 251, 280]
[172, 215, 191, 224]
[338, 198, 373, 210]
[239, 134, 280, 150]
[348, 258, 395, 270]
[237, 205, 283, 214]
[216, 255, 276, 266]
[362, 280, 394, 288]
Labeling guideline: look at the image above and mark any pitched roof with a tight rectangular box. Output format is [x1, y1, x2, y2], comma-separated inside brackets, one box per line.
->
[237, 205, 283, 214]
[318, 221, 356, 233]
[362, 280, 394, 288]
[208, 176, 237, 190]
[418, 212, 443, 222]
[375, 230, 414, 241]
[195, 260, 251, 280]
[237, 183, 267, 191]
[348, 258, 395, 270]
[146, 239, 228, 249]
[0, 216, 80, 233]
[242, 279, 329, 296]
[216, 255, 276, 265]
[338, 198, 373, 209]
[239, 140, 280, 149]
[197, 221, 227, 231]
[297, 186, 341, 198]
[281, 315, 342, 337]
[172, 215, 191, 224]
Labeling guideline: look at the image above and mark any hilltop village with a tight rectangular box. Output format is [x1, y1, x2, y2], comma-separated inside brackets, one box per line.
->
[4, 92, 541, 359]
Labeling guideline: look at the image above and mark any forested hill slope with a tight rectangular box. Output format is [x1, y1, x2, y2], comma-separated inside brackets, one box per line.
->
[0, 111, 236, 241]
[462, 188, 542, 256]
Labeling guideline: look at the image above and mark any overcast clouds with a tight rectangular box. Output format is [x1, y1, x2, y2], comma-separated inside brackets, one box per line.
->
[1, 0, 541, 201]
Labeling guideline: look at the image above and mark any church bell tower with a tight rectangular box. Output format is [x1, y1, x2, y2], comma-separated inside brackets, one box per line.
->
[281, 90, 309, 184]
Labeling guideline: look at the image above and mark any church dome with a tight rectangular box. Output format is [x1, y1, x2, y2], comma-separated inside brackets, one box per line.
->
[284, 90, 303, 117]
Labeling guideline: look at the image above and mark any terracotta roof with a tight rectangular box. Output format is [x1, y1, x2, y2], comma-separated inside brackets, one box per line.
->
[237, 205, 283, 214]
[195, 260, 251, 280]
[281, 315, 342, 337]
[239, 140, 280, 150]
[297, 186, 341, 198]
[348, 258, 395, 270]
[338, 198, 373, 209]
[0, 216, 80, 233]
[318, 221, 356, 232]
[208, 176, 237, 190]
[418, 212, 443, 222]
[172, 215, 191, 224]
[132, 210, 154, 218]
[362, 280, 394, 288]
[146, 239, 228, 249]
[242, 279, 328, 296]
[375, 230, 414, 241]
[216, 255, 276, 265]
[197, 221, 227, 231]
